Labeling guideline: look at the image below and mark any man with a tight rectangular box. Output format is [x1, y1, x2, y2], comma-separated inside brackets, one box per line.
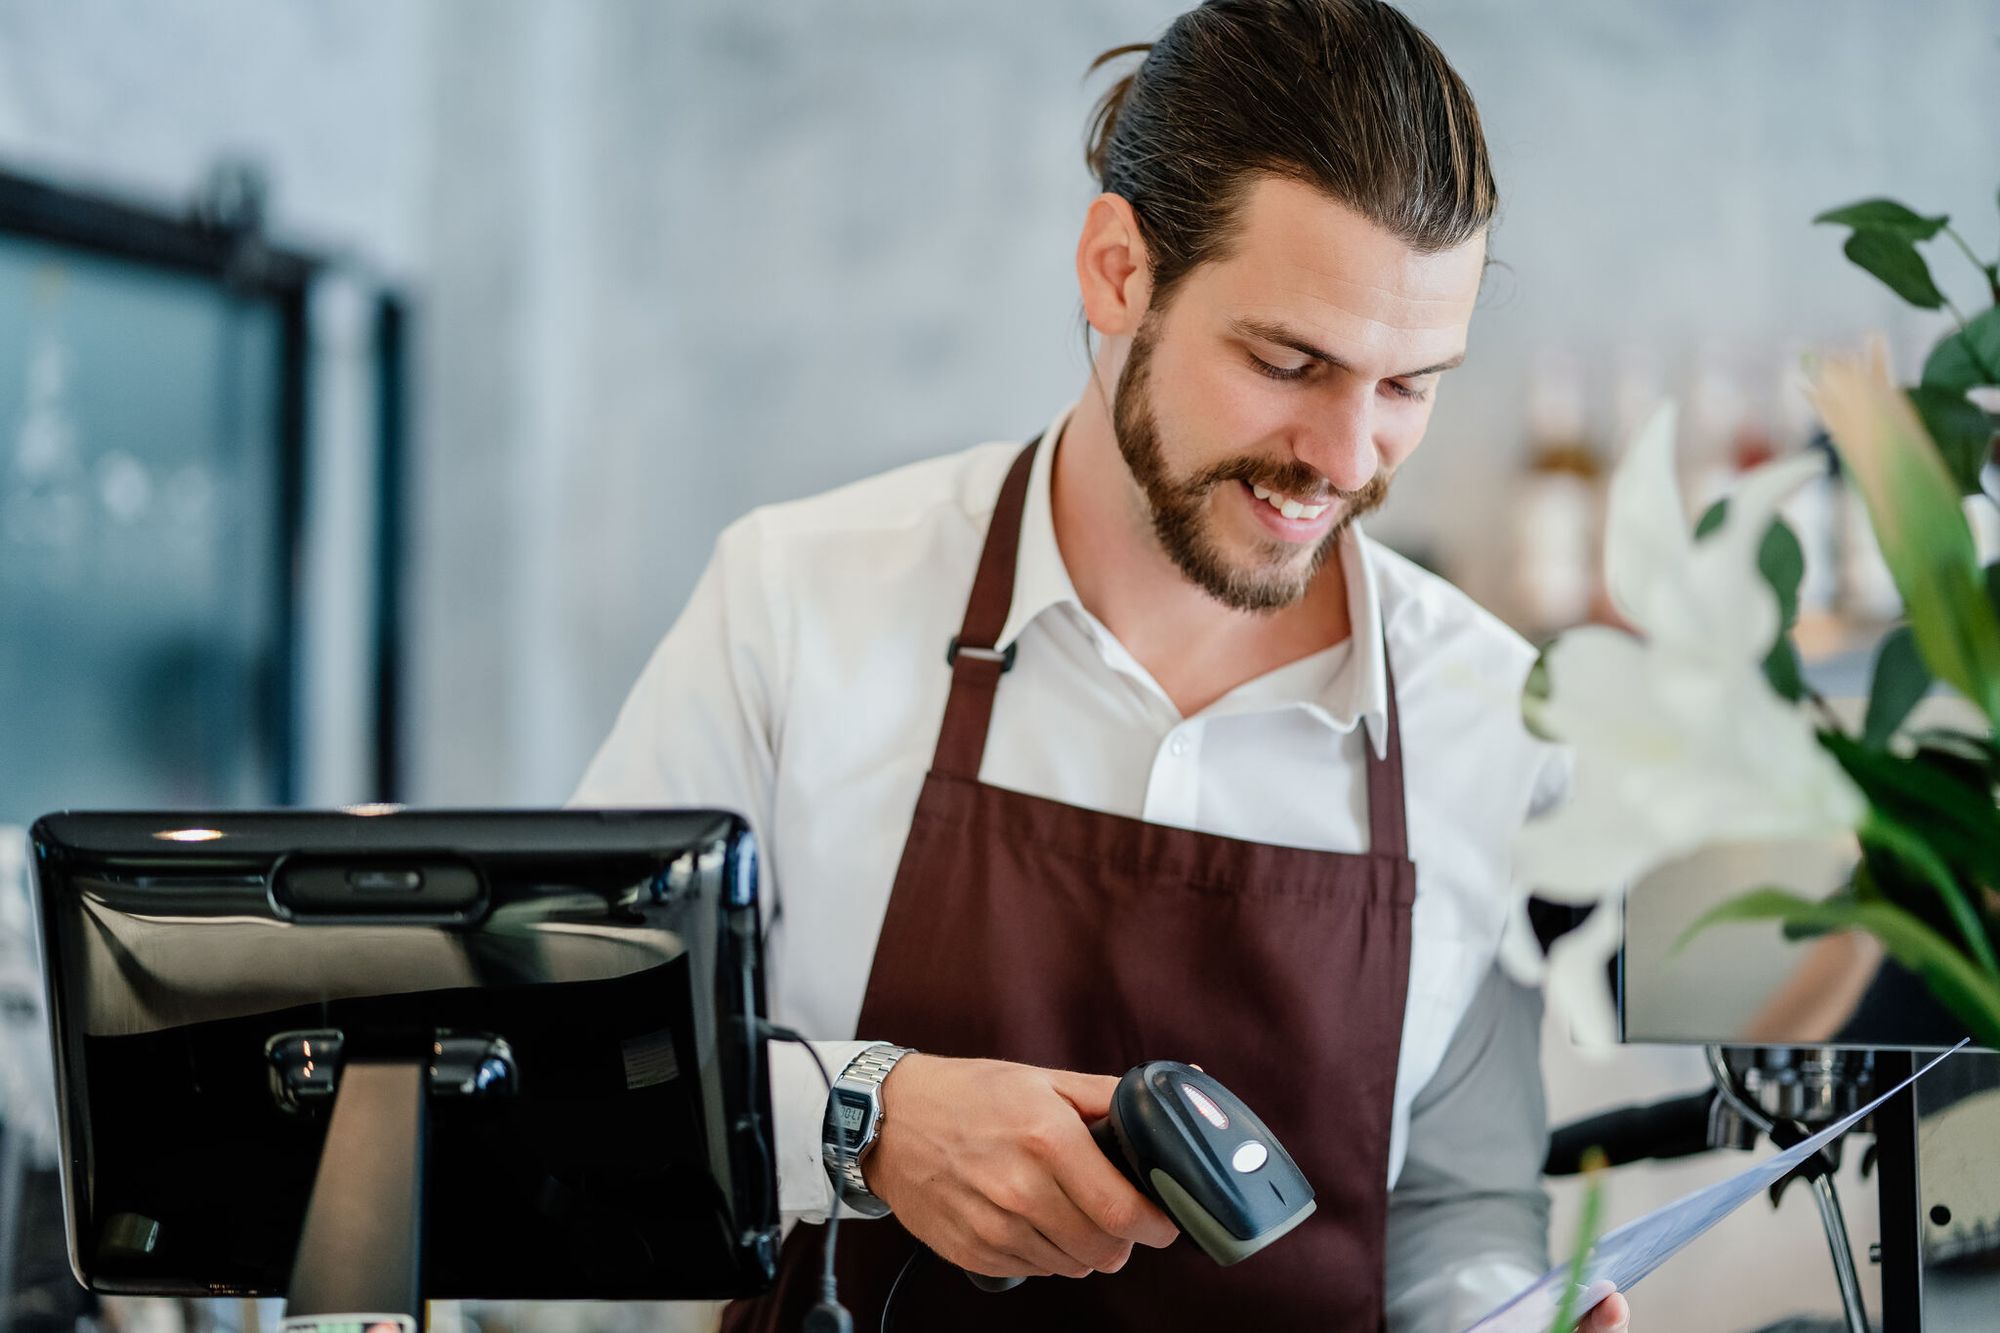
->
[576, 2, 1630, 1329]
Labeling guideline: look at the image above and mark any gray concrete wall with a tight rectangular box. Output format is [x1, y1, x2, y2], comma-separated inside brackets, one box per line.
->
[408, 0, 2000, 811]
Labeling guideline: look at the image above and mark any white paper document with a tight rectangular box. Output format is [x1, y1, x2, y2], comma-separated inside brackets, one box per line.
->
[1467, 1043, 1965, 1333]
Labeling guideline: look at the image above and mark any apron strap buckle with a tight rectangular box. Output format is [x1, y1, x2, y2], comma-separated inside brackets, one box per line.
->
[945, 636, 1016, 672]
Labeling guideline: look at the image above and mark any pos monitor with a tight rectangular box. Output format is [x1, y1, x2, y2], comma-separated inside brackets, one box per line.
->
[31, 808, 780, 1325]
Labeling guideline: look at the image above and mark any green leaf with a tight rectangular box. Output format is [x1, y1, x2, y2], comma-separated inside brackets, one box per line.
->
[1821, 732, 2000, 972]
[1827, 728, 2000, 866]
[1860, 807, 2000, 976]
[1862, 625, 1933, 748]
[1907, 386, 1997, 495]
[1782, 878, 1859, 940]
[1908, 727, 2000, 777]
[1924, 307, 2000, 395]
[1908, 737, 2000, 816]
[1843, 231, 1946, 309]
[1695, 500, 1805, 629]
[1697, 503, 1806, 628]
[1680, 888, 2000, 1050]
[1759, 516, 1806, 629]
[1763, 635, 1807, 702]
[1547, 1153, 1608, 1333]
[1816, 359, 2000, 728]
[1814, 198, 1950, 241]
[1696, 500, 1807, 698]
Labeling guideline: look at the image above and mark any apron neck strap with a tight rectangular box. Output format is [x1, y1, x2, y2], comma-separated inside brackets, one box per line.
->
[931, 438, 1041, 779]
[933, 435, 1411, 862]
[1366, 656, 1408, 859]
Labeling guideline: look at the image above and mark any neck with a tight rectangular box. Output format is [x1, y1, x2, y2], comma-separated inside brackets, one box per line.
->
[1049, 356, 1354, 716]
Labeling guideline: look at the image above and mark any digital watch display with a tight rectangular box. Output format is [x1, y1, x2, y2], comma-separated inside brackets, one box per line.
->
[821, 1045, 915, 1218]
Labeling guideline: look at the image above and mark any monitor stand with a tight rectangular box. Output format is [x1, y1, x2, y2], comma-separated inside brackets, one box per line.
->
[279, 1059, 429, 1333]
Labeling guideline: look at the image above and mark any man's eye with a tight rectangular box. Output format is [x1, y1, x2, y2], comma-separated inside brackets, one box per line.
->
[1383, 380, 1429, 402]
[1249, 353, 1312, 382]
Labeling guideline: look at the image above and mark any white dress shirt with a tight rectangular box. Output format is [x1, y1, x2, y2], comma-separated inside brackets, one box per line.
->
[573, 404, 1570, 1331]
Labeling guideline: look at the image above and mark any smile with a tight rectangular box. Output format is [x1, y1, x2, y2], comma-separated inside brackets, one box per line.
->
[1248, 483, 1331, 521]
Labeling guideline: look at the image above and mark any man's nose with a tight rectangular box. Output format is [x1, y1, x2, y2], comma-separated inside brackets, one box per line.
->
[1289, 393, 1378, 494]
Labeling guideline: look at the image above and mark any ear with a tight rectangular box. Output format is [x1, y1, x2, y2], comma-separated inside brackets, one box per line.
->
[1075, 193, 1151, 339]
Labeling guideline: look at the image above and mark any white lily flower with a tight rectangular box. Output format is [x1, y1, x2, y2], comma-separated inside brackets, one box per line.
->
[1509, 406, 1869, 1043]
[1496, 893, 1627, 1051]
[1516, 406, 1866, 901]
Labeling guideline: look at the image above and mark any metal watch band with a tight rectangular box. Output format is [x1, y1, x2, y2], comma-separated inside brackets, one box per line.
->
[824, 1043, 914, 1217]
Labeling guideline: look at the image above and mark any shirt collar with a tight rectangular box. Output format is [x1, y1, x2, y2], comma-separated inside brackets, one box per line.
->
[994, 401, 1086, 654]
[995, 401, 1391, 760]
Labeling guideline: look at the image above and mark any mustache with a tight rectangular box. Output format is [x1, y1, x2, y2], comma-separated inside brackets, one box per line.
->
[1182, 456, 1368, 505]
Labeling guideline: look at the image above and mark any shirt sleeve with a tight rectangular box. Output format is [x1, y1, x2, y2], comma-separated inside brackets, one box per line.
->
[1383, 960, 1551, 1333]
[568, 518, 863, 1225]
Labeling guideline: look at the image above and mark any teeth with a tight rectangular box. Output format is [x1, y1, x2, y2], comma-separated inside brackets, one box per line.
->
[1247, 482, 1329, 521]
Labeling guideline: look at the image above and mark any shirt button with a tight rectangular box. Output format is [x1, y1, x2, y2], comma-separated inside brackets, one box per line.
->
[1169, 735, 1189, 758]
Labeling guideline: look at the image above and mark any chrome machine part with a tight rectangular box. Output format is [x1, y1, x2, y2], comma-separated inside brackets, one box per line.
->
[1706, 1046, 1869, 1333]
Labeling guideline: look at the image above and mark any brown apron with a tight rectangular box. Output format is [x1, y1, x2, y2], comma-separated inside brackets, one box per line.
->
[723, 440, 1416, 1332]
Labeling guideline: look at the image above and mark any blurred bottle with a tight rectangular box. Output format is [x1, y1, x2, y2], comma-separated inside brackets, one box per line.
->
[1511, 349, 1600, 636]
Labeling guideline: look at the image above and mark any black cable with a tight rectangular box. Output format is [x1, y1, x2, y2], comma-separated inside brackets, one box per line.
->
[879, 1244, 925, 1333]
[757, 1021, 852, 1332]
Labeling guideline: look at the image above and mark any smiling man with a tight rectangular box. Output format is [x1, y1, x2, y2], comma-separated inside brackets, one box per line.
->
[576, 2, 1626, 1330]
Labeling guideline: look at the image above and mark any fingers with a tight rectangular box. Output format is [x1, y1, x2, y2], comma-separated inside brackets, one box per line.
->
[952, 1196, 1093, 1279]
[1580, 1290, 1629, 1331]
[1035, 1111, 1181, 1250]
[1045, 1068, 1121, 1120]
[997, 1163, 1137, 1274]
[867, 1057, 1180, 1283]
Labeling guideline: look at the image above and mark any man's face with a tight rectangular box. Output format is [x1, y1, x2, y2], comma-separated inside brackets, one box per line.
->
[1112, 175, 1486, 612]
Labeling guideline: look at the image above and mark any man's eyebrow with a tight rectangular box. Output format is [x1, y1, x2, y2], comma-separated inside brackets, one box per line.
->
[1229, 317, 1465, 379]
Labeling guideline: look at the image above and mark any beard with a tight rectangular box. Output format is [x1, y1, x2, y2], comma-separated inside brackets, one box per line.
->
[1111, 316, 1389, 613]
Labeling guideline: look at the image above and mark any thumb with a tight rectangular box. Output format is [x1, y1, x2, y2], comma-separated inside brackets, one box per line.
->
[1046, 1068, 1123, 1121]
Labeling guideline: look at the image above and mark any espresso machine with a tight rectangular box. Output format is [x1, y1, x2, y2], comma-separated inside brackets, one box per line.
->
[1592, 834, 2000, 1332]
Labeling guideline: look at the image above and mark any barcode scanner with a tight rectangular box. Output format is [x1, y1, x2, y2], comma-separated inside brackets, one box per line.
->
[966, 1060, 1316, 1292]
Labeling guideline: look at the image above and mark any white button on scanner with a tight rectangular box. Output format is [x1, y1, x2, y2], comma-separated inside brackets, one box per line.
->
[1231, 1141, 1268, 1173]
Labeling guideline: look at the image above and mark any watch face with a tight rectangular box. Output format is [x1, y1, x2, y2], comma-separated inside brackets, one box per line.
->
[832, 1091, 870, 1139]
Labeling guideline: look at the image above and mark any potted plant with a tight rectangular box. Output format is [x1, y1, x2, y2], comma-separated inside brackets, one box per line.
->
[1513, 189, 2000, 1052]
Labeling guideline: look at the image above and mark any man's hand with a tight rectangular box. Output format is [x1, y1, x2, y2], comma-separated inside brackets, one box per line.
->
[1576, 1290, 1630, 1331]
[863, 1054, 1180, 1279]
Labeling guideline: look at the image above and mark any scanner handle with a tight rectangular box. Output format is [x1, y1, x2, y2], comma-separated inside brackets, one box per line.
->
[962, 1115, 1125, 1293]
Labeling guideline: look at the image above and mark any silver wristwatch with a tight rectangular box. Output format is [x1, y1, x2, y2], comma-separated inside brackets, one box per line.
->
[822, 1043, 915, 1218]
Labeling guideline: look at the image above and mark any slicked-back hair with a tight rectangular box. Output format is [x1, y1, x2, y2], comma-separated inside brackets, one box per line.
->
[1086, 0, 1495, 310]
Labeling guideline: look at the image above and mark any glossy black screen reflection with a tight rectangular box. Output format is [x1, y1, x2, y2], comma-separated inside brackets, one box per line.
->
[32, 809, 779, 1300]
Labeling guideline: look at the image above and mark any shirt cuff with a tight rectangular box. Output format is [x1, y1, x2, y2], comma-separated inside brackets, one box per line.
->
[769, 1037, 878, 1223]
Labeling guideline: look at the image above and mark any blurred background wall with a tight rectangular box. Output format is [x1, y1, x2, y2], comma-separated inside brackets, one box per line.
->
[7, 1, 1991, 805]
[2, 2, 1998, 1330]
